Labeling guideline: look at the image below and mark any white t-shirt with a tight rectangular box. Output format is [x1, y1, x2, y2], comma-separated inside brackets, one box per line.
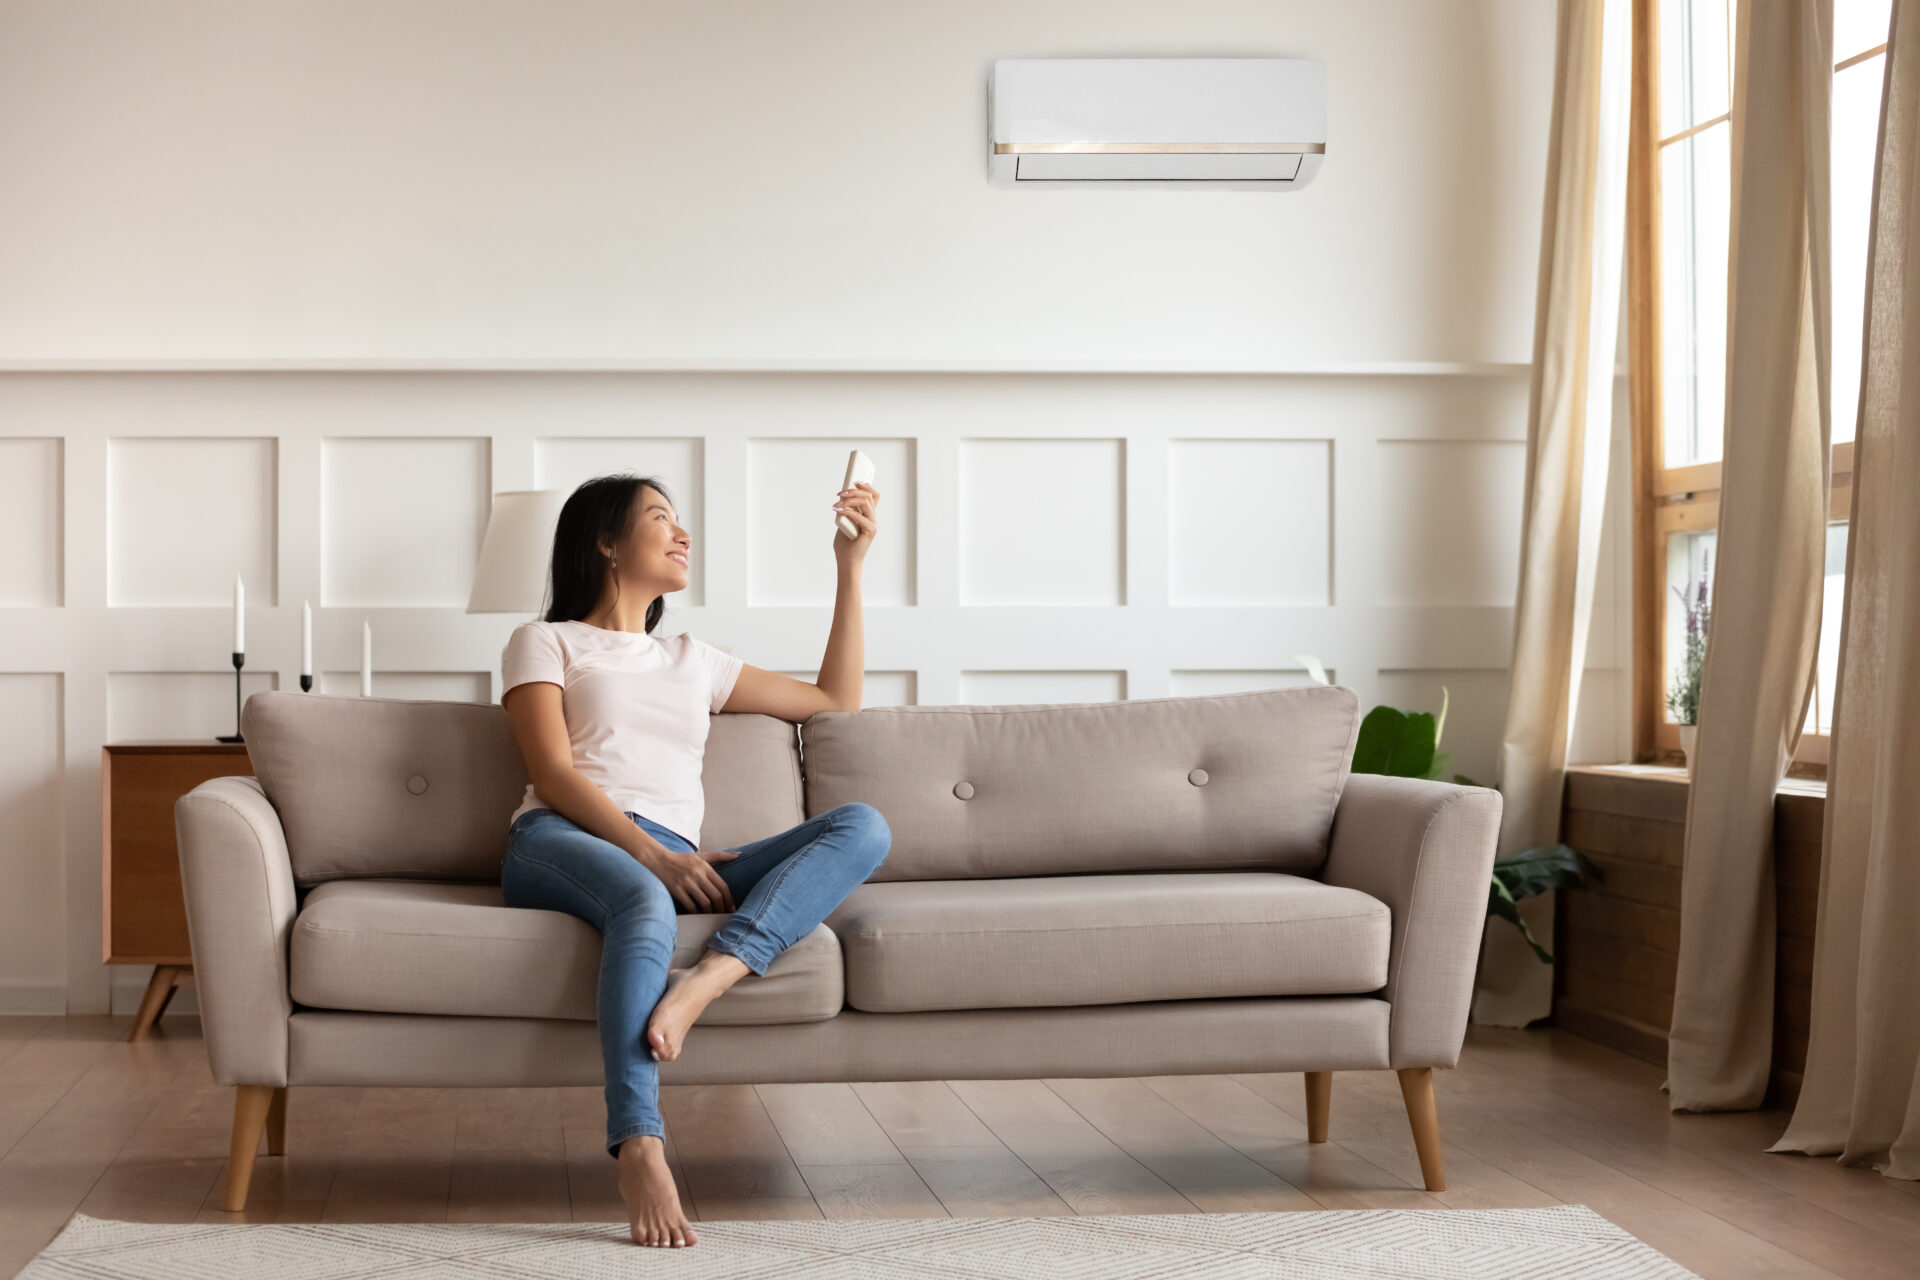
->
[501, 619, 746, 846]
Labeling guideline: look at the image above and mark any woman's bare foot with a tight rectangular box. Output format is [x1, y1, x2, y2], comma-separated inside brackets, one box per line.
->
[647, 951, 751, 1062]
[619, 1134, 697, 1247]
[647, 968, 693, 1061]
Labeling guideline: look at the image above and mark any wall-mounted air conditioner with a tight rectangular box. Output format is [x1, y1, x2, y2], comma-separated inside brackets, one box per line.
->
[987, 57, 1326, 191]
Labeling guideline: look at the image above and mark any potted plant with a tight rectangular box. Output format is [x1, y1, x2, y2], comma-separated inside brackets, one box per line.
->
[1667, 553, 1711, 772]
[1291, 657, 1603, 964]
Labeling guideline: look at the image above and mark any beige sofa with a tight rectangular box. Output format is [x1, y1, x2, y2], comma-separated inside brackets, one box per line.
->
[176, 683, 1501, 1211]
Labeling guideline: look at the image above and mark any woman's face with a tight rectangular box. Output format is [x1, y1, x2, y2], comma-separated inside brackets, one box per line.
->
[613, 486, 691, 592]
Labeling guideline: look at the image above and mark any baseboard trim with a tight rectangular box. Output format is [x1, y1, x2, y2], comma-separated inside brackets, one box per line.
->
[109, 969, 201, 1019]
[1552, 1001, 1669, 1067]
[0, 980, 68, 1015]
[1555, 1001, 1807, 1112]
[1766, 1067, 1804, 1112]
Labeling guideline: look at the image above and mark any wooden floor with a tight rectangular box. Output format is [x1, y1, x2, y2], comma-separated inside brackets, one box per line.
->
[3, 1015, 1918, 1279]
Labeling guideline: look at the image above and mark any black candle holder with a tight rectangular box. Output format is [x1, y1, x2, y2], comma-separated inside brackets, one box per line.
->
[300, 674, 313, 693]
[216, 652, 245, 744]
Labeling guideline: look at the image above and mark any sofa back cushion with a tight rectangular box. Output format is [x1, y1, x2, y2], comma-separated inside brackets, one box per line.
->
[800, 685, 1361, 881]
[239, 690, 805, 885]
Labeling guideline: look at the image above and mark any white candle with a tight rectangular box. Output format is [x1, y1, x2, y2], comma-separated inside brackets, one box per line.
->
[301, 601, 313, 678]
[232, 573, 245, 654]
[361, 620, 373, 697]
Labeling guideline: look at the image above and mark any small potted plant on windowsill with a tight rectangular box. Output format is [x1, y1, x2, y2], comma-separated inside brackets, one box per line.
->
[1667, 554, 1711, 774]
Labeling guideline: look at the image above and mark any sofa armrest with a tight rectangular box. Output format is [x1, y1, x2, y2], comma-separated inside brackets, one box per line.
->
[1318, 773, 1502, 1069]
[175, 775, 297, 1086]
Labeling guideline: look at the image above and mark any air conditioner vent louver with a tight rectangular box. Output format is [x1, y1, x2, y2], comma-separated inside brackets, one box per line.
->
[988, 58, 1327, 191]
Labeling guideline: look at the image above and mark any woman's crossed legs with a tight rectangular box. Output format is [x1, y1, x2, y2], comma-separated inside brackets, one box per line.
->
[501, 801, 891, 1156]
[502, 800, 888, 1247]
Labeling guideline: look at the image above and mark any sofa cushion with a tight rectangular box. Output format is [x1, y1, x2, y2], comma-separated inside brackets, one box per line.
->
[240, 690, 805, 884]
[823, 870, 1391, 1013]
[800, 686, 1361, 880]
[289, 880, 842, 1024]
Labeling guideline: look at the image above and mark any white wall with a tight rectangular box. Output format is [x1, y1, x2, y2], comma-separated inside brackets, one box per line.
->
[0, 0, 1632, 1016]
[0, 0, 1552, 367]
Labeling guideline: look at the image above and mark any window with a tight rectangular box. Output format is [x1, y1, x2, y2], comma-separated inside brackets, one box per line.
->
[1629, 0, 1887, 768]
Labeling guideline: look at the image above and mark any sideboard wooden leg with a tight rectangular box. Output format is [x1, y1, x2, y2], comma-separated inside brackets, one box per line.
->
[265, 1087, 288, 1157]
[128, 965, 183, 1042]
[1304, 1071, 1332, 1143]
[1396, 1067, 1447, 1192]
[224, 1085, 275, 1211]
[151, 967, 190, 1023]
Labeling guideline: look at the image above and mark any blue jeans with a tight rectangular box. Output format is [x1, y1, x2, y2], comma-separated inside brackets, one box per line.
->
[500, 801, 891, 1156]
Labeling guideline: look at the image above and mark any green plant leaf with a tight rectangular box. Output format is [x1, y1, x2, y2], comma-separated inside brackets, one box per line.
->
[1434, 685, 1450, 748]
[1352, 706, 1438, 778]
[1452, 773, 1481, 788]
[1487, 876, 1556, 963]
[1425, 749, 1453, 782]
[1492, 844, 1604, 901]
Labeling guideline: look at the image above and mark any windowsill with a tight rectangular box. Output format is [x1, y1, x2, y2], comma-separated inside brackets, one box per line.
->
[1567, 762, 1828, 798]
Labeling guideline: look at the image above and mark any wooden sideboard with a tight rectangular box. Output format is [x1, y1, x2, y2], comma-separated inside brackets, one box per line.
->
[102, 741, 254, 1040]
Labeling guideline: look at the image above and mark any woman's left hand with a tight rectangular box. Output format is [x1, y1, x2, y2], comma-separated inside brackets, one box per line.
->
[832, 481, 879, 568]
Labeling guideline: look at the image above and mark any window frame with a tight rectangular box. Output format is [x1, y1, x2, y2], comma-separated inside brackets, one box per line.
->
[1627, 0, 1877, 770]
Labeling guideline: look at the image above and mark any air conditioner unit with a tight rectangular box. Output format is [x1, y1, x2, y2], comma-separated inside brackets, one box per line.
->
[987, 57, 1326, 191]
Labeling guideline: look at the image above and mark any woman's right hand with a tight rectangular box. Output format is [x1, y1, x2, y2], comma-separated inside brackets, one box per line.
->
[644, 848, 741, 913]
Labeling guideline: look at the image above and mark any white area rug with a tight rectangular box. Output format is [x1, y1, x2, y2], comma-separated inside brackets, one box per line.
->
[21, 1207, 1699, 1279]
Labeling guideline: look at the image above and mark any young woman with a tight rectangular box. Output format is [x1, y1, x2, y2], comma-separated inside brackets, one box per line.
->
[499, 472, 889, 1249]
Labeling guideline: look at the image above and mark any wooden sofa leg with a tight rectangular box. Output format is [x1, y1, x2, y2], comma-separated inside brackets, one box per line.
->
[224, 1085, 275, 1211]
[265, 1087, 288, 1157]
[1304, 1071, 1331, 1143]
[1396, 1067, 1447, 1192]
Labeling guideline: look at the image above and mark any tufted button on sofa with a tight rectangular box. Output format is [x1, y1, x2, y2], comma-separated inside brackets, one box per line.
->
[177, 684, 1500, 1209]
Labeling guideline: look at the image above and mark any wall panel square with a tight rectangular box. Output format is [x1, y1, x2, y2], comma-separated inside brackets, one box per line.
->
[1170, 439, 1330, 605]
[0, 675, 63, 991]
[536, 437, 705, 606]
[1378, 440, 1526, 606]
[108, 437, 276, 607]
[323, 437, 490, 607]
[0, 438, 62, 607]
[748, 438, 913, 606]
[319, 671, 492, 702]
[107, 672, 279, 741]
[1376, 665, 1623, 781]
[957, 670, 1126, 705]
[779, 669, 917, 709]
[1170, 668, 1335, 696]
[962, 439, 1122, 606]
[1376, 668, 1510, 788]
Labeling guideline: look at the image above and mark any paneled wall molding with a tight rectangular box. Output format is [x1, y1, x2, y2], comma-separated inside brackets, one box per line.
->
[0, 366, 1633, 1014]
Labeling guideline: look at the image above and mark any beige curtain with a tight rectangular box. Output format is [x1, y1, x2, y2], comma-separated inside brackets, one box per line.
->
[1771, 0, 1920, 1179]
[1472, 0, 1631, 1028]
[1666, 0, 1833, 1112]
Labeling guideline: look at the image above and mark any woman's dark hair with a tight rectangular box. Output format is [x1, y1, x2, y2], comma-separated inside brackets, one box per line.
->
[543, 473, 676, 634]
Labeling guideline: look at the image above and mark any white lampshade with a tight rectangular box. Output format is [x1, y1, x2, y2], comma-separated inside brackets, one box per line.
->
[467, 490, 566, 614]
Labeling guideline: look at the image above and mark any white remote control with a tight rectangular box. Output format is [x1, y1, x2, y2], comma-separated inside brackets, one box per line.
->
[837, 449, 875, 539]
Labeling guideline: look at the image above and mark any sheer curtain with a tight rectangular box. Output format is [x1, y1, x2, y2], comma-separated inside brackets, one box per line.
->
[1771, 0, 1920, 1178]
[1665, 0, 1833, 1112]
[1471, 0, 1630, 1028]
